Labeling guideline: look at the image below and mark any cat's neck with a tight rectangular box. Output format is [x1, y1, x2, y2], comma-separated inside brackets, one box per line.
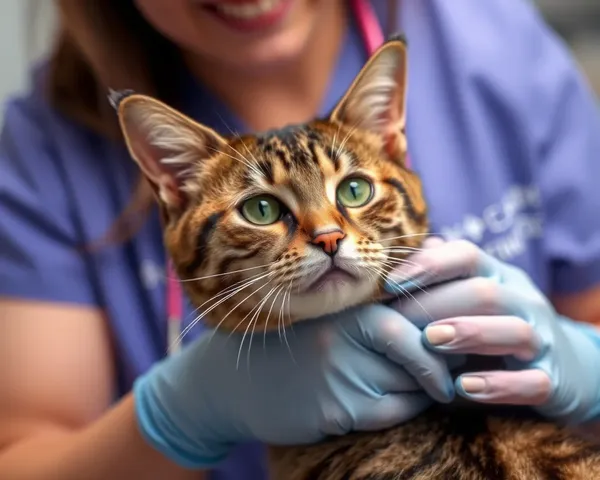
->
[182, 1, 347, 131]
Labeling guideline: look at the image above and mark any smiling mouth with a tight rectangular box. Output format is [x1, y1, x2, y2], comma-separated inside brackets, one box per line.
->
[304, 266, 358, 293]
[198, 0, 292, 32]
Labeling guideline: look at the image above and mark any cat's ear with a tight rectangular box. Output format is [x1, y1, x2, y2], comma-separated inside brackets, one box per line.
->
[110, 90, 227, 213]
[329, 35, 408, 163]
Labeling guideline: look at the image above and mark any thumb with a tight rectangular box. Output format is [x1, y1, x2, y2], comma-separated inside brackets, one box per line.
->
[347, 305, 455, 403]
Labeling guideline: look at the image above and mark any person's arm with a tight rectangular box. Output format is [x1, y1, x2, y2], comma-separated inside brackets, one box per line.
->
[553, 288, 600, 327]
[0, 300, 204, 480]
[0, 93, 204, 478]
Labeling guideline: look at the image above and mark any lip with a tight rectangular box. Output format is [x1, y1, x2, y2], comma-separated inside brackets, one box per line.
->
[304, 266, 358, 293]
[200, 0, 294, 33]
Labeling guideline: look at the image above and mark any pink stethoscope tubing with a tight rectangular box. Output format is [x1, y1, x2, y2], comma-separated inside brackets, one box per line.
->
[166, 0, 399, 355]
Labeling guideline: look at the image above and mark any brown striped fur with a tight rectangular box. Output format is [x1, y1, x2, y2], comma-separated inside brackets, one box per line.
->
[115, 36, 600, 480]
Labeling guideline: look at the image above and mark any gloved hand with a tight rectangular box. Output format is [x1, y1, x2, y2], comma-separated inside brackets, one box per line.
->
[385, 238, 600, 425]
[133, 304, 454, 469]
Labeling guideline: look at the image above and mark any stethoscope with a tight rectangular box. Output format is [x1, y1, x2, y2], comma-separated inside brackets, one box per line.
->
[166, 0, 395, 355]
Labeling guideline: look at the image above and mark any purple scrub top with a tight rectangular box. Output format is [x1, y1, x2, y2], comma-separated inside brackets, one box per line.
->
[1, 1, 600, 479]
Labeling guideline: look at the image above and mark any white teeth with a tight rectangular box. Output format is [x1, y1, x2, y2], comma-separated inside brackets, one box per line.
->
[216, 0, 281, 20]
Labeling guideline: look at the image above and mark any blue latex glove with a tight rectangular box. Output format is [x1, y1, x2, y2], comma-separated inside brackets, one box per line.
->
[386, 238, 600, 424]
[133, 304, 454, 469]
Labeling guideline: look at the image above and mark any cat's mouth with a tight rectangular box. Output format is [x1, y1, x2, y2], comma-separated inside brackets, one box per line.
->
[302, 266, 359, 294]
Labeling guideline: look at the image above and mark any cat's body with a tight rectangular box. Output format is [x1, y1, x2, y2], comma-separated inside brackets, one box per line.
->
[269, 405, 600, 480]
[114, 36, 600, 479]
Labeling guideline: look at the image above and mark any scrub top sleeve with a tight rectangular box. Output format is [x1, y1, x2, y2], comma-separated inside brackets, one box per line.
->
[521, 6, 600, 295]
[0, 96, 98, 305]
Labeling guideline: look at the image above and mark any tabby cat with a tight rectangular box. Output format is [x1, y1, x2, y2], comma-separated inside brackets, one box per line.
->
[112, 36, 600, 479]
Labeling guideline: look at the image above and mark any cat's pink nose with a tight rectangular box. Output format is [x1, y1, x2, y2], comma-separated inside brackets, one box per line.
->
[311, 230, 346, 256]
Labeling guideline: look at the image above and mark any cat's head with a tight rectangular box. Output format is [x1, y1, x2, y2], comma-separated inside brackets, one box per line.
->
[114, 36, 428, 331]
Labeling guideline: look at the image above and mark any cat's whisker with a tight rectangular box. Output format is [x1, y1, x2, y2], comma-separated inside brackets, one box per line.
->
[381, 256, 424, 267]
[379, 248, 424, 258]
[206, 144, 262, 178]
[379, 246, 424, 254]
[329, 121, 343, 163]
[283, 281, 296, 360]
[220, 123, 266, 179]
[278, 280, 296, 363]
[286, 279, 296, 338]
[380, 255, 436, 281]
[378, 232, 435, 243]
[178, 262, 275, 283]
[263, 285, 286, 352]
[184, 270, 272, 322]
[242, 285, 280, 374]
[366, 264, 433, 322]
[276, 282, 287, 342]
[380, 255, 427, 270]
[234, 308, 261, 372]
[212, 278, 273, 342]
[377, 259, 429, 296]
[277, 284, 286, 344]
[329, 128, 338, 161]
[212, 114, 264, 176]
[348, 263, 362, 279]
[336, 123, 359, 159]
[210, 141, 263, 179]
[379, 245, 425, 253]
[336, 118, 362, 158]
[364, 265, 396, 295]
[190, 276, 273, 358]
[361, 263, 377, 284]
[236, 135, 265, 173]
[177, 272, 272, 348]
[233, 282, 276, 371]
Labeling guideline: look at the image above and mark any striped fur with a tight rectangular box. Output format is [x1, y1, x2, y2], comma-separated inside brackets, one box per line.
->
[269, 406, 600, 480]
[165, 119, 428, 328]
[116, 36, 600, 480]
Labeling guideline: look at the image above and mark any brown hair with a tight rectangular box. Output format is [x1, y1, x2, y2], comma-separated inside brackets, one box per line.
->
[49, 1, 184, 134]
[49, 0, 186, 242]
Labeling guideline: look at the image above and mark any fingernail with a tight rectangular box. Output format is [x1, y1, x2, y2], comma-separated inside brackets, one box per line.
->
[459, 376, 486, 394]
[425, 325, 456, 345]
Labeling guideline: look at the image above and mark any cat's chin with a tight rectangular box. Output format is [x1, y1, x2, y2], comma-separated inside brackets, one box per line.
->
[288, 278, 377, 321]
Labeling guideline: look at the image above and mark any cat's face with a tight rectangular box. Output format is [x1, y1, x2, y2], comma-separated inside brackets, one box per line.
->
[165, 122, 427, 325]
[114, 36, 427, 331]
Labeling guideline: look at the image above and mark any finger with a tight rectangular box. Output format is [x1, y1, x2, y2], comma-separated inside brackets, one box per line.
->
[390, 277, 534, 328]
[380, 236, 445, 300]
[349, 347, 422, 393]
[422, 316, 542, 361]
[385, 240, 504, 293]
[348, 305, 455, 403]
[455, 370, 551, 405]
[421, 236, 446, 249]
[353, 393, 433, 431]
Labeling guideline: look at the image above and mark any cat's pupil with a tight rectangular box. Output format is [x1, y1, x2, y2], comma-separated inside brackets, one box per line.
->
[258, 200, 268, 218]
[349, 182, 359, 199]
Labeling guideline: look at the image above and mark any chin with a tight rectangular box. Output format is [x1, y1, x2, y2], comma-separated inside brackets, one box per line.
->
[288, 279, 378, 321]
[219, 20, 314, 71]
[193, 0, 334, 72]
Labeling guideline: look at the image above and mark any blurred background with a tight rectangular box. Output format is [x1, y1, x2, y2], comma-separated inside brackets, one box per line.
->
[0, 0, 597, 129]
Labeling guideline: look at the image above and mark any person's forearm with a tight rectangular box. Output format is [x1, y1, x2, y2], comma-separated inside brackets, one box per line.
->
[0, 394, 204, 480]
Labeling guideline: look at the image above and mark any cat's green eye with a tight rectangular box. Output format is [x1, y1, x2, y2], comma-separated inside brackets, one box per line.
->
[241, 195, 282, 225]
[337, 177, 373, 208]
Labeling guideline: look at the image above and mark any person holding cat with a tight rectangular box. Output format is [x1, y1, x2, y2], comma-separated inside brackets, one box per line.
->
[0, 0, 599, 479]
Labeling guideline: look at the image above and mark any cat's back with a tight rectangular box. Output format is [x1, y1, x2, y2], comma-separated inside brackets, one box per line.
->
[269, 406, 600, 480]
